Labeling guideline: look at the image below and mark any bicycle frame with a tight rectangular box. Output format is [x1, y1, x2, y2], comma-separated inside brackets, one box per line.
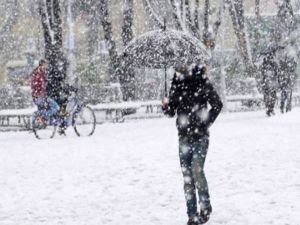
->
[65, 95, 82, 127]
[32, 88, 96, 138]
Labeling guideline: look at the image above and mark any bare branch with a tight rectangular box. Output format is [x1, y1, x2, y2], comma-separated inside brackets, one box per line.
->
[225, 0, 253, 69]
[169, 0, 183, 30]
[122, 0, 134, 46]
[142, 0, 164, 29]
[194, 0, 200, 30]
[203, 0, 210, 47]
[39, 0, 54, 60]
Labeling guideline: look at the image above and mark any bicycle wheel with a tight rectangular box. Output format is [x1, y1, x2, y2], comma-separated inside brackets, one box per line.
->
[32, 112, 57, 139]
[73, 105, 96, 137]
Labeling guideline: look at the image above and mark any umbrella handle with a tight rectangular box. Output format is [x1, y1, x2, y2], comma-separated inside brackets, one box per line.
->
[164, 82, 168, 97]
[164, 66, 168, 97]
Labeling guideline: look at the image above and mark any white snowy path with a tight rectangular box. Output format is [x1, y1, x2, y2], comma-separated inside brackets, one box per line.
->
[0, 109, 300, 225]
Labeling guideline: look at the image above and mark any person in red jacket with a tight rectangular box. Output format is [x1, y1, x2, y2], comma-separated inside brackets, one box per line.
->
[31, 59, 59, 125]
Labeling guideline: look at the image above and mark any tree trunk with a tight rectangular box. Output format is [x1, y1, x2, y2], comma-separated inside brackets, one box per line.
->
[39, 0, 64, 63]
[39, 0, 67, 104]
[203, 0, 210, 47]
[226, 0, 253, 70]
[253, 0, 260, 62]
[276, 0, 295, 42]
[184, 0, 200, 39]
[194, 0, 200, 30]
[97, 0, 118, 80]
[122, 0, 134, 46]
[121, 0, 136, 101]
[169, 0, 183, 30]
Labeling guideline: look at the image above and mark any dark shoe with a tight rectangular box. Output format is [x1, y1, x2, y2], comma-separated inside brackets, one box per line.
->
[199, 204, 212, 224]
[266, 110, 275, 117]
[57, 128, 66, 136]
[187, 213, 200, 225]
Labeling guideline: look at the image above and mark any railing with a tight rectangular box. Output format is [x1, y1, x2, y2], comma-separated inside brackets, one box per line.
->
[1, 93, 300, 131]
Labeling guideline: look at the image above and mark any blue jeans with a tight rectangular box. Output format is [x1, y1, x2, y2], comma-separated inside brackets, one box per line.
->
[34, 97, 59, 122]
[179, 136, 210, 218]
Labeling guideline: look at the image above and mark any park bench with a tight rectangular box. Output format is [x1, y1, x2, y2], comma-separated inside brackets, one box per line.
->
[91, 102, 142, 123]
[0, 108, 34, 131]
[1, 93, 300, 131]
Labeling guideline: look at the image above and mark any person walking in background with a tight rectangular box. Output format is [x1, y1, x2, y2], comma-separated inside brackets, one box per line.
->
[162, 64, 223, 225]
[31, 59, 59, 126]
[260, 54, 278, 116]
[278, 55, 297, 113]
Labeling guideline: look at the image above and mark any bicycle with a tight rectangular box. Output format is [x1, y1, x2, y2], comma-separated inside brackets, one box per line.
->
[31, 92, 96, 139]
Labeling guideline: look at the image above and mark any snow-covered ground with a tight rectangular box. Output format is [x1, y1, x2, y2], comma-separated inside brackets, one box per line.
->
[0, 108, 300, 225]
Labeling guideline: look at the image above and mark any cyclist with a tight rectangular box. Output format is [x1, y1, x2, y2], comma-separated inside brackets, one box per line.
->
[56, 82, 79, 135]
[31, 59, 59, 127]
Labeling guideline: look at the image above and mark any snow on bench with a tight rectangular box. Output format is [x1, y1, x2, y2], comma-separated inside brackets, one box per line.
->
[1, 93, 300, 131]
[0, 108, 35, 130]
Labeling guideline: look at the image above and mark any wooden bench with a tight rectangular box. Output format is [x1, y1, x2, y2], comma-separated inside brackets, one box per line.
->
[92, 102, 141, 123]
[0, 108, 34, 130]
[1, 93, 300, 131]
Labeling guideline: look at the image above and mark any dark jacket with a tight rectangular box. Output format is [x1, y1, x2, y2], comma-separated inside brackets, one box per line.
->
[46, 63, 66, 103]
[260, 56, 278, 92]
[163, 66, 223, 140]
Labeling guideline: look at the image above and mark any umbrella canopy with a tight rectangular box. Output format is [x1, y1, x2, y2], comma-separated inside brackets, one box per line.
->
[118, 29, 210, 69]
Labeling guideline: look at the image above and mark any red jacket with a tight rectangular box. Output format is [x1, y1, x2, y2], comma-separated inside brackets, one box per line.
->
[31, 67, 47, 99]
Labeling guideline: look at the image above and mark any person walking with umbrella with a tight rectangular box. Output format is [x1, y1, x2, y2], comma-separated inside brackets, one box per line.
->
[162, 64, 223, 225]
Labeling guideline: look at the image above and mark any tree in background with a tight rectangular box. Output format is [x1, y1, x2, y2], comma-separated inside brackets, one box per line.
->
[275, 0, 295, 43]
[0, 0, 19, 52]
[276, 0, 297, 113]
[39, 0, 67, 103]
[97, 0, 118, 80]
[225, 0, 254, 75]
[0, 0, 19, 69]
[143, 0, 221, 50]
[39, 0, 65, 64]
[120, 0, 136, 101]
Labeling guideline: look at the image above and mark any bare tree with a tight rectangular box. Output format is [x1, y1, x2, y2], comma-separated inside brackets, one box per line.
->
[39, 0, 64, 64]
[276, 0, 295, 43]
[194, 0, 200, 30]
[169, 0, 183, 30]
[225, 0, 254, 72]
[142, 0, 164, 29]
[122, 0, 134, 46]
[203, 0, 210, 46]
[39, 0, 68, 105]
[97, 0, 118, 80]
[167, 0, 221, 49]
[121, 0, 136, 100]
[252, 0, 261, 62]
[84, 2, 102, 62]
[0, 0, 19, 53]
